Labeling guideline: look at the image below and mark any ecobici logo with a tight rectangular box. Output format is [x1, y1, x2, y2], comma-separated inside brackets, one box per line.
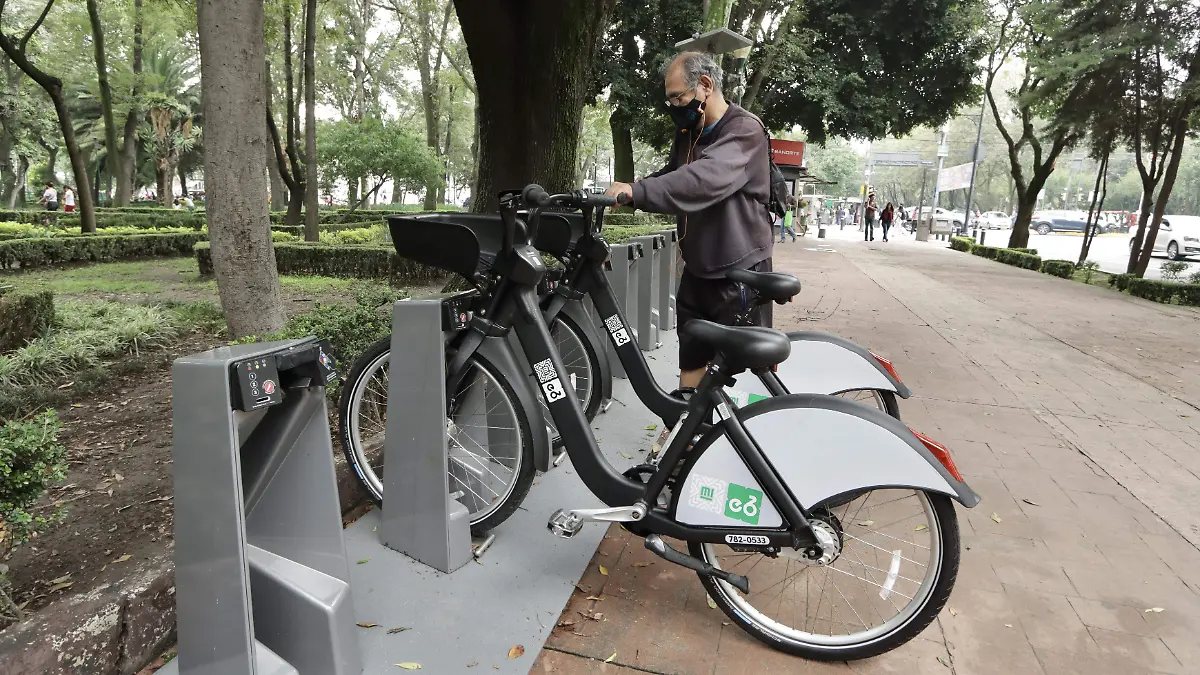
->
[688, 474, 764, 526]
[724, 483, 763, 525]
[604, 314, 631, 347]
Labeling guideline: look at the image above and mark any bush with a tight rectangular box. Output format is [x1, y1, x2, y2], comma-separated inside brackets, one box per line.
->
[0, 221, 198, 240]
[0, 291, 55, 353]
[0, 232, 206, 270]
[1040, 259, 1075, 279]
[1189, 269, 1200, 285]
[1160, 260, 1189, 281]
[195, 241, 442, 286]
[237, 285, 407, 362]
[995, 248, 1042, 270]
[970, 245, 999, 259]
[950, 236, 974, 251]
[1108, 273, 1133, 291]
[1009, 247, 1038, 256]
[1078, 260, 1101, 282]
[0, 410, 68, 548]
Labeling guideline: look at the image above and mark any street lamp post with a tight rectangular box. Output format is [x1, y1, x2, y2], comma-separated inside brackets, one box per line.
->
[960, 98, 987, 235]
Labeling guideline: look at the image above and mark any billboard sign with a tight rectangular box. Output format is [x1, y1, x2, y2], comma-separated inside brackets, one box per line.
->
[872, 152, 923, 167]
[769, 139, 806, 167]
[937, 162, 975, 191]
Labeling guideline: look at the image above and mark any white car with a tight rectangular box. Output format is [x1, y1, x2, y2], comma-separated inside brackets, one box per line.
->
[974, 211, 1011, 229]
[1129, 215, 1200, 260]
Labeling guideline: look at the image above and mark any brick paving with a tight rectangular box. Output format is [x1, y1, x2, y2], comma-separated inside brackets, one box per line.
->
[534, 236, 1200, 674]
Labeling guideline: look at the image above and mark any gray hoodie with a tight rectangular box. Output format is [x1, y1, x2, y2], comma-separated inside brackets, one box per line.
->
[630, 104, 773, 279]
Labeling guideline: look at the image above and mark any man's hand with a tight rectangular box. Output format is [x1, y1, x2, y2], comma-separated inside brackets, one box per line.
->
[604, 181, 634, 205]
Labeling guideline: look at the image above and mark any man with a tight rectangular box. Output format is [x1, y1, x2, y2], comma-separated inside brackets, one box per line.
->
[604, 51, 774, 389]
[864, 190, 878, 241]
[781, 197, 797, 242]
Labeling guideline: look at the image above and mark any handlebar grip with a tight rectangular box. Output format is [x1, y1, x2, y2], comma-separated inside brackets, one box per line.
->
[591, 194, 619, 207]
[522, 184, 550, 207]
[615, 192, 632, 206]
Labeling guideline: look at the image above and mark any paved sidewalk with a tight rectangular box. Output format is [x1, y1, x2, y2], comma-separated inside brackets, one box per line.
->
[534, 236, 1200, 674]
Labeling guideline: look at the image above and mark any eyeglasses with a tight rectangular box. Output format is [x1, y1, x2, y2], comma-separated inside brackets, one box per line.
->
[665, 86, 697, 107]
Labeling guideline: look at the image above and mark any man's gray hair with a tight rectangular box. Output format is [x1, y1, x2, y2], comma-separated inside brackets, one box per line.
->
[664, 51, 723, 93]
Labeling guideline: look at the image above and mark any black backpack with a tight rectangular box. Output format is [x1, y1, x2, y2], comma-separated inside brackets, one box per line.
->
[756, 124, 790, 218]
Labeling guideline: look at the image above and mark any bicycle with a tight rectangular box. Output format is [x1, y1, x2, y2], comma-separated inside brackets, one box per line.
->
[387, 184, 979, 661]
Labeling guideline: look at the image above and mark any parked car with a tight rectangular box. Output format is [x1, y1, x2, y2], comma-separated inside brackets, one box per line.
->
[1128, 215, 1200, 260]
[1030, 210, 1099, 235]
[974, 211, 1011, 229]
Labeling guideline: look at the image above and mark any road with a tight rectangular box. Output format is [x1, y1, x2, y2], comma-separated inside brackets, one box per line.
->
[972, 227, 1200, 281]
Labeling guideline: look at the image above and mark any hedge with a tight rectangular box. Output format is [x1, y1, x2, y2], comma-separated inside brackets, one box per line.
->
[1040, 259, 1075, 278]
[995, 248, 1042, 270]
[1108, 273, 1133, 291]
[195, 241, 442, 285]
[0, 210, 205, 230]
[1010, 247, 1038, 256]
[1125, 278, 1200, 306]
[950, 236, 974, 251]
[0, 289, 55, 352]
[970, 245, 999, 259]
[0, 232, 206, 270]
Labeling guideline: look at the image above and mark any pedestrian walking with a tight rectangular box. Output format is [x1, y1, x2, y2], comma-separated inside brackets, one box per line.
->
[39, 183, 58, 211]
[864, 190, 878, 241]
[781, 198, 797, 242]
[62, 185, 76, 213]
[881, 202, 894, 242]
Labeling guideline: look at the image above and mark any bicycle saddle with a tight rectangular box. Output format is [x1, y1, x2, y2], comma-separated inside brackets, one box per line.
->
[726, 268, 801, 303]
[681, 321, 791, 372]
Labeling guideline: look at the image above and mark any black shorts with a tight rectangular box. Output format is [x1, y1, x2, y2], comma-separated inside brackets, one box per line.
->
[676, 259, 772, 371]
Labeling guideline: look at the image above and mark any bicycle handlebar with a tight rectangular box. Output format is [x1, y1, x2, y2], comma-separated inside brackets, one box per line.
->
[520, 184, 617, 209]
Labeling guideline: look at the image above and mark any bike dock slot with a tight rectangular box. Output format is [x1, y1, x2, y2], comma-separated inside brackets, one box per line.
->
[165, 338, 361, 675]
[600, 241, 643, 378]
[378, 297, 474, 574]
[630, 234, 665, 351]
[656, 229, 678, 331]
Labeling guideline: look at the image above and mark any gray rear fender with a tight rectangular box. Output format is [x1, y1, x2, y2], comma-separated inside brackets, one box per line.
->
[674, 394, 978, 528]
[767, 331, 910, 399]
[476, 336, 553, 472]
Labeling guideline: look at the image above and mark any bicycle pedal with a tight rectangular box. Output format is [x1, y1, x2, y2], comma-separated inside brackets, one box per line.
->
[547, 509, 583, 538]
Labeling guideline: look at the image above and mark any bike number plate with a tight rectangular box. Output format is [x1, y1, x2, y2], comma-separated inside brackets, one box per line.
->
[725, 534, 770, 546]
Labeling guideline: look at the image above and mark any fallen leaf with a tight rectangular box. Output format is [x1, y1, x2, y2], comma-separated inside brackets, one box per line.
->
[914, 524, 928, 532]
[387, 627, 411, 634]
[618, 452, 633, 459]
[605, 653, 617, 663]
[1021, 498, 1040, 507]
[112, 554, 132, 563]
[644, 424, 657, 431]
[1144, 607, 1165, 613]
[857, 520, 874, 527]
[48, 574, 72, 585]
[1004, 624, 1013, 628]
[113, 472, 124, 482]
[507, 645, 525, 659]
[556, 620, 577, 628]
[48, 581, 74, 593]
[357, 622, 379, 628]
[632, 562, 653, 568]
[937, 655, 951, 668]
[706, 595, 717, 609]
[586, 595, 603, 601]
[948, 608, 958, 617]
[357, 558, 370, 564]
[990, 513, 1003, 523]
[394, 663, 421, 670]
[593, 613, 603, 620]
[598, 565, 609, 576]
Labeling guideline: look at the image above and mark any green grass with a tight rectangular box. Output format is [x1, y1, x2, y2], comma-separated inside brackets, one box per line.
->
[1072, 268, 1113, 288]
[2, 258, 201, 295]
[279, 275, 362, 293]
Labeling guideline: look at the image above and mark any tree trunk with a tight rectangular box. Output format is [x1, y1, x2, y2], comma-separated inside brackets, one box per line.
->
[45, 145, 57, 180]
[1010, 197, 1037, 248]
[1127, 187, 1154, 273]
[1134, 119, 1190, 277]
[156, 166, 169, 205]
[178, 162, 189, 197]
[86, 0, 120, 197]
[197, 0, 286, 337]
[1078, 152, 1107, 266]
[115, 0, 142, 205]
[303, 0, 319, 240]
[469, 102, 480, 197]
[0, 125, 14, 204]
[268, 141, 286, 211]
[455, 0, 614, 214]
[609, 108, 634, 182]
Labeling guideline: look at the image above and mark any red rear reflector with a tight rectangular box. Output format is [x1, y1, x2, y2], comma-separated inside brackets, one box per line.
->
[910, 429, 964, 482]
[870, 351, 902, 384]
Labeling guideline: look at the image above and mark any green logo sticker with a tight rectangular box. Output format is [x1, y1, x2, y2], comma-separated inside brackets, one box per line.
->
[724, 483, 763, 525]
[699, 485, 715, 501]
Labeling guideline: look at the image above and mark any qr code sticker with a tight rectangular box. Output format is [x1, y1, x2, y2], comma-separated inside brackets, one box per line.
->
[604, 315, 624, 334]
[533, 358, 558, 384]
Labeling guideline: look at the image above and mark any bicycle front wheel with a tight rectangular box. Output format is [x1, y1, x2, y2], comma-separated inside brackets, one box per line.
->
[690, 489, 959, 661]
[337, 337, 535, 534]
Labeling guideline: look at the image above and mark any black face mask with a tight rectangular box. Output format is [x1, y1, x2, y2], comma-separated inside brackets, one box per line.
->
[667, 95, 706, 133]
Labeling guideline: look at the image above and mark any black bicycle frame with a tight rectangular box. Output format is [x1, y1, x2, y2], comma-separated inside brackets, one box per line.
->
[504, 270, 815, 549]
